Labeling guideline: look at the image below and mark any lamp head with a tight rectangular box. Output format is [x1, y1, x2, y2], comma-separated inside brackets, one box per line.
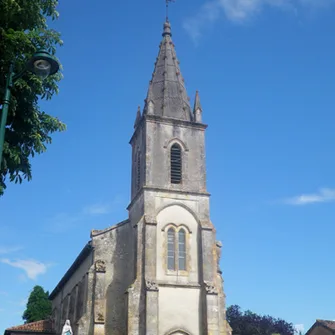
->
[26, 50, 60, 79]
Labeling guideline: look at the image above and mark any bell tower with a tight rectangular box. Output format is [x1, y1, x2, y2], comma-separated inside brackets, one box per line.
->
[130, 21, 207, 199]
[126, 20, 232, 335]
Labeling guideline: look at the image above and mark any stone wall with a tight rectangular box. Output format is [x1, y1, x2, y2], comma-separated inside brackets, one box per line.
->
[91, 220, 136, 335]
[51, 250, 93, 335]
[145, 117, 207, 194]
[158, 286, 201, 335]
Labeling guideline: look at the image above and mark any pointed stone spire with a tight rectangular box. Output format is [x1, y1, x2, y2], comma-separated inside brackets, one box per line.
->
[144, 21, 192, 121]
[193, 90, 202, 123]
[134, 106, 141, 128]
[194, 90, 202, 111]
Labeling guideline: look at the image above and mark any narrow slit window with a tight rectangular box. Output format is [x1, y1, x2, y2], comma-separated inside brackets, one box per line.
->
[178, 229, 186, 271]
[136, 153, 141, 190]
[167, 228, 176, 270]
[170, 143, 182, 184]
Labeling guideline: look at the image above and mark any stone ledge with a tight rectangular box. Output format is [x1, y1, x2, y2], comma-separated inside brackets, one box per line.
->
[144, 215, 157, 225]
[143, 186, 210, 197]
[127, 187, 210, 211]
[201, 226, 214, 231]
[145, 114, 208, 130]
[157, 281, 201, 289]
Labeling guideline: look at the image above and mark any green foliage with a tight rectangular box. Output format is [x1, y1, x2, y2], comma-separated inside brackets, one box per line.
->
[227, 305, 295, 335]
[22, 285, 52, 323]
[0, 0, 66, 195]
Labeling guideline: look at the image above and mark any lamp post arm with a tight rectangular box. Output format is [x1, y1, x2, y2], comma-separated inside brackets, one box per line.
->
[0, 62, 15, 169]
[13, 68, 27, 82]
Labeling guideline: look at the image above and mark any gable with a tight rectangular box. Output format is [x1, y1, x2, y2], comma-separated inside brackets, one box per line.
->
[308, 324, 334, 335]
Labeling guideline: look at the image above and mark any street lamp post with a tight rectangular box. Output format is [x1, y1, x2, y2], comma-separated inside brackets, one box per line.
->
[0, 50, 60, 168]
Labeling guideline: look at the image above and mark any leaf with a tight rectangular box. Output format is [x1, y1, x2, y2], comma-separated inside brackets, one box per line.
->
[0, 0, 65, 196]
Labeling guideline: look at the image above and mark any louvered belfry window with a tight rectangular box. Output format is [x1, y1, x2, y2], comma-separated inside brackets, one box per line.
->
[170, 143, 182, 184]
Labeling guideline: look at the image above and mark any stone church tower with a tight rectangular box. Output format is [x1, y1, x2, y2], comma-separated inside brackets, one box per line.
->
[49, 21, 232, 335]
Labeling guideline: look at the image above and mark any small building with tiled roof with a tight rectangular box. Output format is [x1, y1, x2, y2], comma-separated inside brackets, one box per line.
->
[306, 319, 335, 335]
[4, 320, 55, 335]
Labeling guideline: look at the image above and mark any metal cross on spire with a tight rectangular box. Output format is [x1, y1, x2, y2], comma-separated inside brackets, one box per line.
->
[166, 0, 175, 22]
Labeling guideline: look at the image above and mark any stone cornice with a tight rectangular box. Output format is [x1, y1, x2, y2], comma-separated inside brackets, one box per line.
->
[143, 186, 210, 197]
[201, 226, 214, 231]
[144, 215, 157, 225]
[129, 114, 207, 144]
[145, 114, 207, 130]
[127, 186, 210, 211]
[158, 281, 201, 289]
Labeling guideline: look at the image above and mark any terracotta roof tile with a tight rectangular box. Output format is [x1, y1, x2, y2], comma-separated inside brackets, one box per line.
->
[6, 320, 54, 333]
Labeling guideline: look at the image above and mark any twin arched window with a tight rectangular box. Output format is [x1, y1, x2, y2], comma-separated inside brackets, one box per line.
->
[170, 143, 182, 184]
[167, 227, 186, 271]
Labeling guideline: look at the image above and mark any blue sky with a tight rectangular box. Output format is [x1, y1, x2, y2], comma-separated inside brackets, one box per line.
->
[1, 0, 335, 332]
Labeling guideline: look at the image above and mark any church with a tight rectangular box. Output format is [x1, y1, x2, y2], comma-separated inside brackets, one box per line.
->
[5, 20, 232, 335]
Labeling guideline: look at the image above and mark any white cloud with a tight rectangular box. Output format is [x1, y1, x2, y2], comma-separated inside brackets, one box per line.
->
[284, 188, 335, 205]
[295, 324, 305, 334]
[218, 0, 295, 22]
[183, 1, 221, 44]
[1, 258, 48, 280]
[183, 0, 335, 42]
[0, 246, 23, 255]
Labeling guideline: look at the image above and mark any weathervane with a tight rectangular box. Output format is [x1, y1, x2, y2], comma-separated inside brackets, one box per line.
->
[166, 0, 175, 22]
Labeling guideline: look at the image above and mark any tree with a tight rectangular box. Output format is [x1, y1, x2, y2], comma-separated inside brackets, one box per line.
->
[226, 305, 295, 335]
[23, 285, 52, 323]
[0, 0, 66, 196]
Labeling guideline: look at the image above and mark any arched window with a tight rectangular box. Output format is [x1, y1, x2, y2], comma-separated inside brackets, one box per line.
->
[166, 227, 187, 272]
[167, 228, 175, 270]
[170, 143, 182, 184]
[178, 229, 186, 271]
[136, 152, 141, 191]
